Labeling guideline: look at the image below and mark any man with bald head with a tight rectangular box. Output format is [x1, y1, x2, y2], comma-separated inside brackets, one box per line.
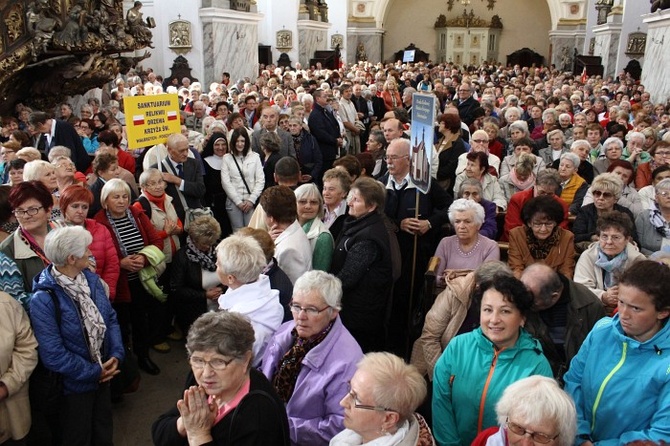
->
[521, 263, 605, 379]
[382, 118, 406, 144]
[251, 105, 295, 158]
[151, 133, 206, 222]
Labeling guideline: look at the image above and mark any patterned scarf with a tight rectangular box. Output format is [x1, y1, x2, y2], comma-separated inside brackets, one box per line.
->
[272, 319, 335, 403]
[594, 245, 628, 289]
[52, 268, 107, 365]
[106, 209, 140, 257]
[525, 226, 560, 260]
[649, 203, 670, 238]
[291, 132, 302, 161]
[185, 235, 217, 272]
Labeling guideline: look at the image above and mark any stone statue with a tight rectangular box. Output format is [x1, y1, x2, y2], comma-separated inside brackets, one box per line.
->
[52, 0, 90, 50]
[356, 42, 367, 62]
[560, 46, 573, 72]
[126, 1, 153, 46]
[26, 0, 60, 59]
[651, 0, 670, 12]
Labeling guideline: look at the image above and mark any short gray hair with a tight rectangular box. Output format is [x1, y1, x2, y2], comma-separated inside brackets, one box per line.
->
[294, 183, 324, 219]
[602, 136, 624, 151]
[44, 226, 92, 266]
[655, 178, 670, 193]
[474, 261, 512, 283]
[448, 198, 485, 227]
[536, 169, 561, 189]
[509, 120, 529, 134]
[495, 376, 576, 446]
[188, 215, 221, 246]
[458, 178, 483, 197]
[138, 167, 162, 187]
[100, 178, 131, 208]
[215, 234, 266, 284]
[186, 311, 255, 360]
[560, 152, 580, 168]
[590, 172, 623, 199]
[570, 139, 591, 152]
[47, 146, 72, 162]
[546, 129, 564, 141]
[23, 160, 54, 182]
[503, 107, 522, 121]
[293, 270, 342, 311]
[627, 131, 645, 144]
[542, 108, 557, 121]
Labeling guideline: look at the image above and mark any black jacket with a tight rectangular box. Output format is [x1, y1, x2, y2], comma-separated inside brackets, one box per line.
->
[152, 157, 206, 222]
[308, 103, 340, 162]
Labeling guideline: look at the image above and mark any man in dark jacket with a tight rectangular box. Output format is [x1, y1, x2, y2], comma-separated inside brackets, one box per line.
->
[521, 263, 607, 381]
[29, 111, 91, 172]
[456, 82, 479, 127]
[308, 89, 342, 177]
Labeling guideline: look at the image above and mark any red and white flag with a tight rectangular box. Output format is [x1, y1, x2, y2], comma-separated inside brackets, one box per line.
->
[133, 115, 145, 126]
[167, 110, 178, 121]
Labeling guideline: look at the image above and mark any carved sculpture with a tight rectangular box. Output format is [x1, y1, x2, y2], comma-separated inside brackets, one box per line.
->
[356, 42, 367, 62]
[651, 0, 670, 12]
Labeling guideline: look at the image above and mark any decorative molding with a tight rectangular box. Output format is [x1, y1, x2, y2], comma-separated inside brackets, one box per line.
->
[557, 18, 587, 25]
[347, 16, 376, 23]
[331, 33, 343, 49]
[296, 19, 331, 30]
[625, 32, 646, 57]
[199, 8, 264, 23]
[168, 19, 193, 54]
[276, 30, 293, 49]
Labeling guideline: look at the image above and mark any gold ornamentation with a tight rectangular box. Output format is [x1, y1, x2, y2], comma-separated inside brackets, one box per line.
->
[5, 5, 25, 43]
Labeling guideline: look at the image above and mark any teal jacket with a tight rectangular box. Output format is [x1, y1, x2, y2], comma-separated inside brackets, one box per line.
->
[432, 327, 552, 446]
[564, 315, 670, 445]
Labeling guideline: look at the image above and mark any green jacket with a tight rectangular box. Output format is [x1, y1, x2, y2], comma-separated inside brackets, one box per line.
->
[432, 327, 552, 446]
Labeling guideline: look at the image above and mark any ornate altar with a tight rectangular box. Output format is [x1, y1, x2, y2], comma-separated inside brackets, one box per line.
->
[0, 0, 154, 116]
[434, 10, 502, 65]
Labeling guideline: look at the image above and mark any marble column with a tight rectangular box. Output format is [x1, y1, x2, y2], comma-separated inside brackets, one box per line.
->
[297, 20, 330, 67]
[641, 10, 670, 104]
[199, 8, 263, 83]
[548, 31, 584, 71]
[592, 21, 622, 79]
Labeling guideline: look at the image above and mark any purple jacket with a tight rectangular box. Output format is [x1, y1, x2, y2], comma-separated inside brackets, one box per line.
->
[260, 317, 363, 446]
[479, 198, 498, 240]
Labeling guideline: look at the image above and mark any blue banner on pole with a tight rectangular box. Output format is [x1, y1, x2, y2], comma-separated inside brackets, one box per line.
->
[410, 93, 436, 194]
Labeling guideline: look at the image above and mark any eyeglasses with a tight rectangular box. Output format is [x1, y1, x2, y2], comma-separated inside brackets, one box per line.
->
[345, 382, 397, 413]
[289, 302, 330, 317]
[530, 220, 556, 229]
[599, 233, 625, 242]
[592, 190, 614, 199]
[657, 190, 670, 197]
[0, 150, 14, 155]
[472, 139, 489, 144]
[189, 356, 235, 371]
[13, 206, 44, 217]
[384, 154, 409, 162]
[458, 89, 471, 93]
[656, 151, 670, 157]
[145, 180, 166, 188]
[506, 419, 559, 444]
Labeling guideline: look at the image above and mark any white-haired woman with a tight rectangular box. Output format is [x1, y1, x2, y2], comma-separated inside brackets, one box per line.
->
[538, 129, 568, 165]
[215, 234, 283, 366]
[295, 183, 333, 271]
[636, 178, 670, 256]
[622, 131, 650, 168]
[593, 137, 624, 175]
[505, 120, 532, 156]
[498, 107, 522, 142]
[331, 352, 434, 446]
[261, 271, 364, 446]
[31, 226, 124, 445]
[23, 159, 61, 221]
[433, 199, 499, 285]
[557, 152, 588, 212]
[471, 376, 576, 446]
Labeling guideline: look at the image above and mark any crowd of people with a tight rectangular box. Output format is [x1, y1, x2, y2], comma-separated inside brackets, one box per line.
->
[0, 57, 669, 446]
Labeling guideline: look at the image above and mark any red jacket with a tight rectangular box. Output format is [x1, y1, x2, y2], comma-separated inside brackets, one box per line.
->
[502, 187, 569, 241]
[84, 218, 120, 300]
[93, 206, 163, 303]
[116, 148, 136, 175]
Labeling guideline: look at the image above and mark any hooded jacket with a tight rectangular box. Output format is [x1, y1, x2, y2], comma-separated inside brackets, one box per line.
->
[432, 328, 552, 446]
[564, 315, 670, 445]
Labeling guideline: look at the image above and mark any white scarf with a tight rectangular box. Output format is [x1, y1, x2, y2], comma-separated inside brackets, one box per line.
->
[205, 154, 223, 171]
[330, 420, 410, 446]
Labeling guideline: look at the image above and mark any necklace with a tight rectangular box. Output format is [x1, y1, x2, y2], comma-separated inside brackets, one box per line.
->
[457, 236, 480, 257]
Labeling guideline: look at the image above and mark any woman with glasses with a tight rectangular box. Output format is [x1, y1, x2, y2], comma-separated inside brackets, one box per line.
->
[636, 178, 670, 256]
[455, 130, 501, 177]
[432, 275, 552, 446]
[152, 311, 290, 446]
[565, 260, 670, 445]
[23, 160, 61, 221]
[574, 211, 645, 315]
[331, 352, 434, 445]
[593, 137, 624, 175]
[572, 173, 636, 250]
[454, 151, 507, 211]
[635, 141, 670, 189]
[471, 376, 576, 446]
[0, 181, 54, 292]
[508, 196, 575, 279]
[261, 270, 363, 446]
[215, 234, 283, 366]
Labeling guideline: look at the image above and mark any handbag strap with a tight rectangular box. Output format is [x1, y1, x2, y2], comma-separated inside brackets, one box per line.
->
[227, 389, 289, 446]
[163, 159, 190, 212]
[231, 154, 252, 196]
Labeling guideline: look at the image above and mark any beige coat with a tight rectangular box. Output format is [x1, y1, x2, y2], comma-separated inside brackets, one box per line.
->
[410, 270, 475, 380]
[0, 291, 38, 442]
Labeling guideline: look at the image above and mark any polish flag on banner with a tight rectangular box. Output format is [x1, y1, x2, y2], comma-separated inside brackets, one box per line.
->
[167, 111, 178, 121]
[133, 115, 145, 125]
[581, 67, 587, 84]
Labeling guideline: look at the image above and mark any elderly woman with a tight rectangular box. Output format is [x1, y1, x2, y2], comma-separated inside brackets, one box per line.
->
[261, 271, 364, 446]
[7, 159, 26, 186]
[98, 130, 135, 175]
[260, 132, 282, 189]
[215, 234, 283, 365]
[435, 113, 467, 191]
[454, 151, 507, 211]
[170, 215, 222, 335]
[508, 196, 576, 279]
[636, 178, 670, 256]
[93, 179, 164, 375]
[505, 120, 532, 155]
[0, 181, 54, 292]
[322, 168, 352, 240]
[582, 160, 644, 215]
[457, 178, 497, 240]
[295, 183, 333, 271]
[640, 165, 670, 210]
[433, 199, 499, 284]
[329, 177, 393, 352]
[23, 160, 61, 221]
[482, 120, 505, 160]
[498, 107, 522, 141]
[152, 311, 290, 446]
[539, 129, 568, 165]
[432, 274, 552, 446]
[572, 173, 635, 247]
[31, 226, 124, 445]
[499, 153, 537, 202]
[635, 141, 670, 189]
[557, 152, 588, 212]
[622, 131, 650, 168]
[499, 137, 545, 178]
[332, 352, 433, 446]
[565, 260, 670, 445]
[593, 137, 624, 175]
[287, 116, 322, 183]
[200, 131, 232, 238]
[87, 153, 121, 218]
[455, 130, 501, 177]
[58, 184, 120, 300]
[471, 376, 577, 446]
[52, 156, 79, 193]
[574, 211, 645, 314]
[221, 128, 264, 231]
[381, 79, 402, 111]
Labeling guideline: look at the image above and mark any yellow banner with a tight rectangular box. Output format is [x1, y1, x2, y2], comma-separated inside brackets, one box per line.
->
[123, 93, 181, 149]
